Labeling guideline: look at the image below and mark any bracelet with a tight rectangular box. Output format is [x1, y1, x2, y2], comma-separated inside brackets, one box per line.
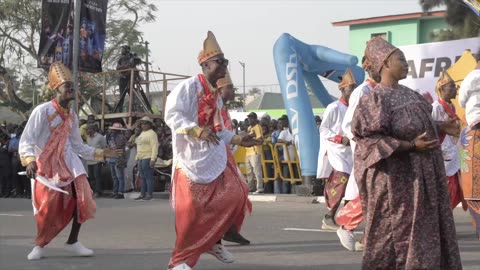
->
[410, 141, 416, 152]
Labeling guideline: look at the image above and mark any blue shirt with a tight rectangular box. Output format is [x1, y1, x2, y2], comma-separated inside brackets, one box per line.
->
[8, 137, 19, 152]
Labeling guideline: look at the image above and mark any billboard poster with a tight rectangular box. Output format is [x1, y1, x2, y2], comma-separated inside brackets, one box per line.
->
[399, 37, 480, 101]
[38, 0, 108, 73]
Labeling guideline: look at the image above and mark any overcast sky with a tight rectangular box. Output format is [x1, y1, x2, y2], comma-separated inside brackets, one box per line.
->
[141, 0, 435, 95]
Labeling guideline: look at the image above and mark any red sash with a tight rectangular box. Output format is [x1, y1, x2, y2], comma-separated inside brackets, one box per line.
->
[437, 98, 458, 144]
[197, 74, 222, 133]
[221, 107, 233, 131]
[437, 98, 457, 119]
[36, 99, 73, 182]
[366, 78, 377, 88]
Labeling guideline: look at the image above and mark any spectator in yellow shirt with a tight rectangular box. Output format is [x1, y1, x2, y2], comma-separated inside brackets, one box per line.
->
[245, 112, 264, 194]
[134, 116, 159, 201]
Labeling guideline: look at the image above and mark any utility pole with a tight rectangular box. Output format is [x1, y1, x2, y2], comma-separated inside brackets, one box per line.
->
[144, 41, 150, 98]
[31, 79, 36, 107]
[239, 61, 245, 111]
[71, 0, 82, 113]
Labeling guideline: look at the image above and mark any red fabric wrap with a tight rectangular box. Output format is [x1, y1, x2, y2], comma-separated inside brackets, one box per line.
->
[324, 170, 349, 210]
[34, 175, 96, 247]
[168, 145, 251, 268]
[447, 173, 467, 210]
[336, 196, 363, 231]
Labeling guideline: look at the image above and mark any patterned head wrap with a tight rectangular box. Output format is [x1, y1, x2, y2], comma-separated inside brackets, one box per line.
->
[339, 68, 357, 89]
[48, 62, 72, 90]
[216, 71, 233, 89]
[364, 37, 399, 76]
[435, 69, 454, 93]
[198, 31, 224, 65]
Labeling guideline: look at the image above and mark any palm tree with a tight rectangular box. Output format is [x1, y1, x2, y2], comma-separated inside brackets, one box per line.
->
[420, 0, 480, 41]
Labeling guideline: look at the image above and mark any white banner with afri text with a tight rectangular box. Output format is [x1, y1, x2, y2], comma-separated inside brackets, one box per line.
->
[399, 37, 479, 100]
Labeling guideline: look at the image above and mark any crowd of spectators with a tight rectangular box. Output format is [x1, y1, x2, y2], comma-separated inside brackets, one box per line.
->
[80, 115, 173, 199]
[232, 113, 320, 194]
[0, 113, 320, 197]
[0, 122, 30, 198]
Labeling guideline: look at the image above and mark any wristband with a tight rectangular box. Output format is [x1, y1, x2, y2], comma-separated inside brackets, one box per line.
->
[410, 141, 416, 152]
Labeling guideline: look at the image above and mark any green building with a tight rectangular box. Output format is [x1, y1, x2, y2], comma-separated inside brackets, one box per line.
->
[332, 11, 449, 61]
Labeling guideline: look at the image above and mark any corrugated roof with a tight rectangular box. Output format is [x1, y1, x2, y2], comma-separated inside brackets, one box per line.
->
[332, 11, 446, 27]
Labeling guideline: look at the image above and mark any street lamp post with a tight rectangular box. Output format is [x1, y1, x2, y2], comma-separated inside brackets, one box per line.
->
[239, 61, 245, 111]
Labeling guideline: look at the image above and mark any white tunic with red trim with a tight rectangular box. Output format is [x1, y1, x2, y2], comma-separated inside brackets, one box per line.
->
[432, 99, 461, 177]
[165, 76, 235, 184]
[317, 99, 352, 178]
[341, 79, 376, 200]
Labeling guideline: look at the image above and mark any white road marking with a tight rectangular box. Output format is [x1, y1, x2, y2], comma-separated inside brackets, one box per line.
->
[0, 213, 24, 217]
[283, 227, 362, 234]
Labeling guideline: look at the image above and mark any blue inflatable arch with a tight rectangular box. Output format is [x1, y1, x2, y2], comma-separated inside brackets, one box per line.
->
[273, 33, 364, 182]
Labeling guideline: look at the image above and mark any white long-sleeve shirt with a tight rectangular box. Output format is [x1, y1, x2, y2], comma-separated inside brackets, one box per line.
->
[19, 101, 99, 187]
[431, 100, 460, 176]
[317, 99, 352, 176]
[459, 69, 480, 127]
[165, 75, 235, 184]
[340, 79, 376, 200]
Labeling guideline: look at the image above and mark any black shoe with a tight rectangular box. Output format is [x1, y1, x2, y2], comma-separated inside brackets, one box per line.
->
[115, 194, 124, 199]
[142, 195, 152, 201]
[94, 192, 102, 198]
[110, 193, 117, 198]
[223, 231, 251, 245]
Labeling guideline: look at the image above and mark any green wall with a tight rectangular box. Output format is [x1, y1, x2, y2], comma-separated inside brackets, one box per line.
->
[418, 18, 449, 43]
[346, 17, 450, 63]
[349, 19, 419, 64]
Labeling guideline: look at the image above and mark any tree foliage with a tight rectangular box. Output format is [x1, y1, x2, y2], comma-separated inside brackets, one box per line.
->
[0, 0, 158, 116]
[248, 87, 262, 96]
[225, 88, 244, 110]
[420, 0, 480, 41]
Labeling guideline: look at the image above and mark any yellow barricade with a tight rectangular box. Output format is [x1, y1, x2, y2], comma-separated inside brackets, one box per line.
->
[232, 142, 302, 183]
[273, 142, 302, 183]
[233, 146, 247, 176]
[259, 143, 281, 182]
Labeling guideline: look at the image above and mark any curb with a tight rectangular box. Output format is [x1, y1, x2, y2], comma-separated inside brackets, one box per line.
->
[247, 195, 325, 204]
[118, 192, 465, 208]
[122, 192, 325, 204]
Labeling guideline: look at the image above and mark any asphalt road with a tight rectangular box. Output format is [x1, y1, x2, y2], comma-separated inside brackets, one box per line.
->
[0, 197, 479, 270]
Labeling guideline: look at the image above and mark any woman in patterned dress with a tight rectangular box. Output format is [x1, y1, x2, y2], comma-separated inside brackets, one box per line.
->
[351, 37, 462, 270]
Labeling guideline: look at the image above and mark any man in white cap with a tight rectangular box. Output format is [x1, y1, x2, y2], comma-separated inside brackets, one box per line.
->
[165, 31, 259, 270]
[19, 62, 122, 260]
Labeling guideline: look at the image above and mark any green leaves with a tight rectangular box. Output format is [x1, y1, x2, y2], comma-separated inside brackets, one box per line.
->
[420, 0, 480, 41]
[0, 0, 158, 113]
